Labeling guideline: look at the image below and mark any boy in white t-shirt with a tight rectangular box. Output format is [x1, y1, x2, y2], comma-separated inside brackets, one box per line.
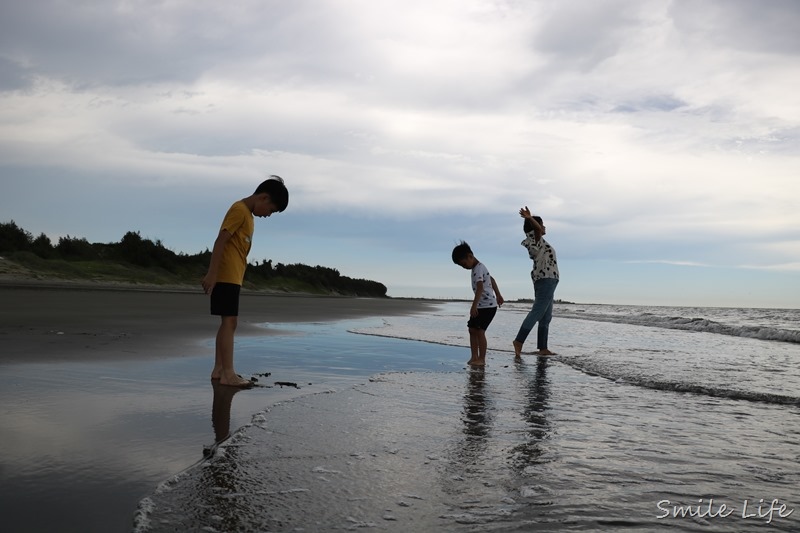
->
[452, 241, 504, 366]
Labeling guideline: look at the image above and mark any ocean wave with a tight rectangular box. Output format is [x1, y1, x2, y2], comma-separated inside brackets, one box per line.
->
[557, 356, 800, 407]
[556, 310, 800, 344]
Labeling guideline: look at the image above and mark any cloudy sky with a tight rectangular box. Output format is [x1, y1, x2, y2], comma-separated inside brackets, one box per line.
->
[1, 0, 798, 308]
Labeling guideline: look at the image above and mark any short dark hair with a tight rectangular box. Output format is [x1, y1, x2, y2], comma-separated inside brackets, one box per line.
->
[255, 175, 289, 212]
[451, 241, 472, 264]
[523, 216, 543, 233]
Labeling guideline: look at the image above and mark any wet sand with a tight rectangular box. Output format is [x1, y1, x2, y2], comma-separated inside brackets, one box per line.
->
[0, 283, 436, 365]
[0, 282, 439, 533]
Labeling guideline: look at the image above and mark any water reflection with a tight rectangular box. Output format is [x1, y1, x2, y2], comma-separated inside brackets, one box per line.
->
[208, 381, 247, 452]
[190, 381, 250, 532]
[511, 356, 552, 469]
[441, 367, 494, 482]
[463, 367, 488, 433]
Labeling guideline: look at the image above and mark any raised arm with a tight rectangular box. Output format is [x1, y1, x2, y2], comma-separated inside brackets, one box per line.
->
[519, 206, 544, 240]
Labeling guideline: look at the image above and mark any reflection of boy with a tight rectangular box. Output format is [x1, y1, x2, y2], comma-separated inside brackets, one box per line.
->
[451, 241, 504, 366]
[201, 176, 289, 387]
[211, 380, 243, 444]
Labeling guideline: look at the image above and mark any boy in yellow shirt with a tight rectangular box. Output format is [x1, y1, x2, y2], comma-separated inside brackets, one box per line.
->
[201, 176, 289, 387]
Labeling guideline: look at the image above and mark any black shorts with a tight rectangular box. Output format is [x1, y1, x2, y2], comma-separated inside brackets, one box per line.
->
[467, 306, 497, 330]
[210, 282, 241, 317]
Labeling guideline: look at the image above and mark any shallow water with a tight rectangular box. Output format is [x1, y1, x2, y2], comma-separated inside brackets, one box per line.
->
[0, 354, 317, 533]
[355, 302, 800, 405]
[136, 303, 800, 532]
[0, 316, 464, 533]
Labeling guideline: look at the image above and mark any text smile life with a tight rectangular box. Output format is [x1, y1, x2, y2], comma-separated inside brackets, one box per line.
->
[657, 498, 794, 524]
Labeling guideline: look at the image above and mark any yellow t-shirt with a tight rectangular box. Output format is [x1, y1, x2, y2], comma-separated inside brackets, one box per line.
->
[217, 200, 254, 285]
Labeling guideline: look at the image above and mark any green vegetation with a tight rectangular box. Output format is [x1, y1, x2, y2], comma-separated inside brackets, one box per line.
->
[0, 221, 388, 297]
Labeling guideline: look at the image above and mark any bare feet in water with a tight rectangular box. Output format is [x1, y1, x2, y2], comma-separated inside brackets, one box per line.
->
[534, 349, 556, 356]
[513, 340, 523, 358]
[467, 358, 486, 366]
[211, 368, 253, 387]
[222, 375, 253, 387]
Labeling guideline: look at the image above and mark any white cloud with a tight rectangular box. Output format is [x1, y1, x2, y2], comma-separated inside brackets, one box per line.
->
[0, 0, 798, 306]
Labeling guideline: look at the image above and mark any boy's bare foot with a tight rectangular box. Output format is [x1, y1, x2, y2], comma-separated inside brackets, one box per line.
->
[513, 340, 523, 357]
[219, 372, 253, 388]
[211, 372, 244, 381]
[468, 358, 486, 366]
[221, 378, 253, 388]
[535, 349, 556, 356]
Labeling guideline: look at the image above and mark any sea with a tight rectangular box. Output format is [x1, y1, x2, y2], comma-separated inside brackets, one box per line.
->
[134, 301, 800, 532]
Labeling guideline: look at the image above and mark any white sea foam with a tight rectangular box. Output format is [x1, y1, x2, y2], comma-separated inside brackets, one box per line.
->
[351, 302, 800, 406]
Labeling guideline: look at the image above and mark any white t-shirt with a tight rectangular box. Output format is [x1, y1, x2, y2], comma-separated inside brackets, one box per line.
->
[471, 262, 498, 308]
[521, 232, 559, 282]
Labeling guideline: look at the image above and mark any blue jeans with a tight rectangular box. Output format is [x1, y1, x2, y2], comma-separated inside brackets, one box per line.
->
[514, 277, 558, 349]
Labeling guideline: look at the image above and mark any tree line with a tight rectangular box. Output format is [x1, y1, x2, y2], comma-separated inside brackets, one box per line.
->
[0, 220, 388, 297]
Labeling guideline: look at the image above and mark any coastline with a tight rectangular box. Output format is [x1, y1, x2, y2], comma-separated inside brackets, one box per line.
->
[0, 281, 436, 365]
[3, 281, 799, 531]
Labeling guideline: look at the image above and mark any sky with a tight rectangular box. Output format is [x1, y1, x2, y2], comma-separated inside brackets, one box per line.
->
[1, 0, 798, 308]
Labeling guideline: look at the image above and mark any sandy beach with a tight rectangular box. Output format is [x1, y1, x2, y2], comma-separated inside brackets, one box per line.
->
[0, 282, 435, 365]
